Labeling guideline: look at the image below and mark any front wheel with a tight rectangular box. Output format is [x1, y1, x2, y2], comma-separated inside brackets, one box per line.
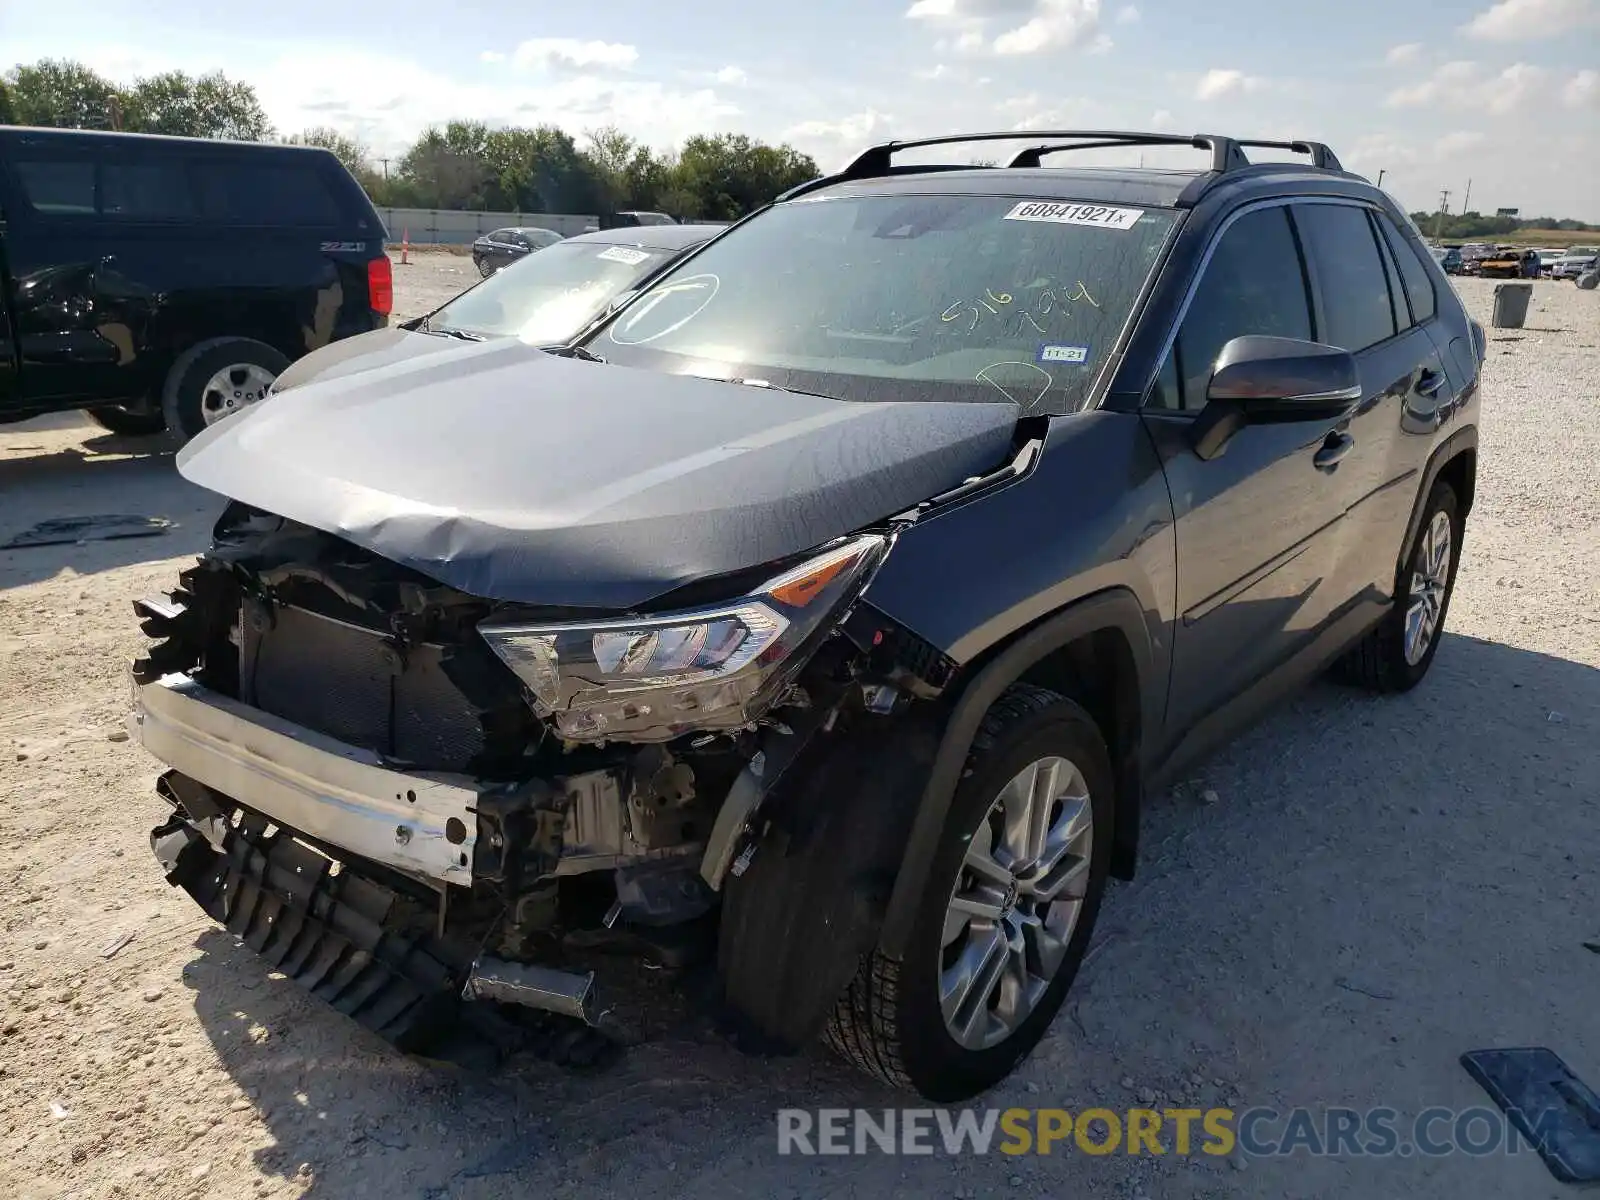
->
[826, 684, 1113, 1101]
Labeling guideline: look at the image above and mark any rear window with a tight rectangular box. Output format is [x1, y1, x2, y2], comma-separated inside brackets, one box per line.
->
[596, 194, 1178, 415]
[192, 161, 344, 226]
[9, 148, 353, 228]
[102, 161, 196, 220]
[13, 160, 95, 214]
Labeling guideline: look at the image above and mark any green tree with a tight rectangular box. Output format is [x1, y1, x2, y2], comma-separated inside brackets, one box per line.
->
[4, 59, 124, 129]
[399, 121, 493, 209]
[124, 70, 272, 139]
[0, 78, 15, 124]
[671, 133, 818, 220]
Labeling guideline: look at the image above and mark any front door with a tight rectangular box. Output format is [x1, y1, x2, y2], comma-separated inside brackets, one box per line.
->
[1141, 203, 1365, 741]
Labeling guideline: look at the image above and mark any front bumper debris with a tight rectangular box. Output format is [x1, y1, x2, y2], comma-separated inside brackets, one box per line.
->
[130, 673, 478, 887]
[151, 795, 463, 1050]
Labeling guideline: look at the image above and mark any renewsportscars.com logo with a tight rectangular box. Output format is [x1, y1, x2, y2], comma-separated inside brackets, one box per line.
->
[776, 1106, 1562, 1160]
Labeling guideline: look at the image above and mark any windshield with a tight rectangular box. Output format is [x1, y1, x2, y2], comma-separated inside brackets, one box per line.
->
[430, 241, 675, 344]
[591, 194, 1178, 415]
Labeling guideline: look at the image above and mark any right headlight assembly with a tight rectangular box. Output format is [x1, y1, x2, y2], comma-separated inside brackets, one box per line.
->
[478, 533, 889, 743]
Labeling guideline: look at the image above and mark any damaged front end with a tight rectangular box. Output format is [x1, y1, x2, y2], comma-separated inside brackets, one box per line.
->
[130, 501, 957, 1057]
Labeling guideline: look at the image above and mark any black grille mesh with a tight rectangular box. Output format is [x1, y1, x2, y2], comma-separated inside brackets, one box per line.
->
[240, 605, 487, 771]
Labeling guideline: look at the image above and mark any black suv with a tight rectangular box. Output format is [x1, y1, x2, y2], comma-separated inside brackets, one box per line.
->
[0, 126, 390, 440]
[129, 130, 1481, 1102]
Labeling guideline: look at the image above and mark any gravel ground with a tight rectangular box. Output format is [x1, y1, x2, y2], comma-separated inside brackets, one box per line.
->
[0, 275, 1596, 1200]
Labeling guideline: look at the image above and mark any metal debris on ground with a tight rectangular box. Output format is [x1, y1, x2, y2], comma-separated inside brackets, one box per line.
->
[98, 931, 136, 959]
[1461, 1047, 1600, 1183]
[1, 515, 172, 550]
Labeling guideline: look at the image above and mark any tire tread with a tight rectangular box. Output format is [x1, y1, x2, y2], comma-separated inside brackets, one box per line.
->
[823, 682, 1065, 1089]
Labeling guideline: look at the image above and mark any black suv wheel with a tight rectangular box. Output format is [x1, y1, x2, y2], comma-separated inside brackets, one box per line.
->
[826, 684, 1113, 1101]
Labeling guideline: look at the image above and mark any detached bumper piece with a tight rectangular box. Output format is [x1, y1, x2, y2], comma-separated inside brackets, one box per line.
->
[152, 787, 462, 1052]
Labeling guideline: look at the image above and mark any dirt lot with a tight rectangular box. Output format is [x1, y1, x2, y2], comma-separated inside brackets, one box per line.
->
[0, 267, 1596, 1200]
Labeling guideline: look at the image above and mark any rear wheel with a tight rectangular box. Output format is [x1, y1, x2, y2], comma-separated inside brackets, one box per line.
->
[162, 339, 289, 442]
[87, 406, 167, 437]
[475, 255, 495, 278]
[1336, 481, 1462, 691]
[825, 684, 1113, 1101]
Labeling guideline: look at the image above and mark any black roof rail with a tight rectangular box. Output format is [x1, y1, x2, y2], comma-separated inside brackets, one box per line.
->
[776, 129, 1345, 202]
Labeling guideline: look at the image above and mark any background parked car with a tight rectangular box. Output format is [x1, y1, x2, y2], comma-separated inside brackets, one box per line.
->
[604, 210, 677, 228]
[0, 126, 389, 440]
[471, 226, 564, 277]
[266, 223, 723, 396]
[1430, 246, 1464, 274]
[1552, 246, 1600, 280]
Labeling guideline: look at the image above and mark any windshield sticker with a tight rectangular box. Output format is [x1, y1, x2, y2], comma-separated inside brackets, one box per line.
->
[597, 245, 651, 266]
[609, 273, 720, 345]
[1038, 343, 1090, 365]
[1003, 202, 1143, 230]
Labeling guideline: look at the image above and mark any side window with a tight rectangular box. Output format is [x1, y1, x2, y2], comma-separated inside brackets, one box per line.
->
[1150, 205, 1314, 411]
[1370, 213, 1408, 332]
[1376, 214, 1437, 323]
[1294, 203, 1398, 352]
[13, 159, 95, 214]
[191, 160, 343, 226]
[489, 228, 512, 243]
[101, 161, 196, 220]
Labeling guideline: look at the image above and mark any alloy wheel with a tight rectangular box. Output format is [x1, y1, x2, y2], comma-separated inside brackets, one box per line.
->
[940, 755, 1094, 1051]
[1404, 509, 1453, 665]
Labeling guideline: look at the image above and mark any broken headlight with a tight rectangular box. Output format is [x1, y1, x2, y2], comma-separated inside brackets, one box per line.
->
[478, 534, 888, 742]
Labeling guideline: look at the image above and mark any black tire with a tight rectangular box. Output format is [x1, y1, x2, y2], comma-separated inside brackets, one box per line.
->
[475, 255, 494, 278]
[161, 339, 290, 442]
[825, 683, 1114, 1101]
[1335, 481, 1462, 692]
[86, 406, 167, 437]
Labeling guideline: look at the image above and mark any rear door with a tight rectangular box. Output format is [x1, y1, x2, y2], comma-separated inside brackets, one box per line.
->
[1293, 201, 1448, 611]
[0, 160, 18, 408]
[1141, 203, 1360, 737]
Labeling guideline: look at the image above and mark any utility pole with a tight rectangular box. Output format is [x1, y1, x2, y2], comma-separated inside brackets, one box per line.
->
[1433, 189, 1451, 241]
[1462, 177, 1472, 214]
[1376, 168, 1386, 188]
[379, 157, 391, 180]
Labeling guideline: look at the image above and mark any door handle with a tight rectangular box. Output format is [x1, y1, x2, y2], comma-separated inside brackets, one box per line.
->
[1417, 370, 1446, 398]
[1313, 431, 1354, 472]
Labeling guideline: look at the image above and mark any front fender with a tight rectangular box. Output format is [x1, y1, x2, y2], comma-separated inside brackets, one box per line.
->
[876, 587, 1156, 959]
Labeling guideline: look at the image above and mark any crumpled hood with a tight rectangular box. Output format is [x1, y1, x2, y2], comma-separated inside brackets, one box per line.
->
[178, 340, 1018, 609]
[269, 327, 463, 394]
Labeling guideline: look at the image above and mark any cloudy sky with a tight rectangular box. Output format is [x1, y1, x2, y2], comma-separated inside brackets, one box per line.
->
[4, 0, 1597, 219]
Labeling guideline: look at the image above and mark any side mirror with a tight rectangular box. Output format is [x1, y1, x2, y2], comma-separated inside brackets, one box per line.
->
[1191, 335, 1361, 460]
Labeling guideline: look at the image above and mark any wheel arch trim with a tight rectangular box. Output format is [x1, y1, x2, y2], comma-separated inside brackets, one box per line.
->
[878, 586, 1155, 958]
[1399, 424, 1478, 572]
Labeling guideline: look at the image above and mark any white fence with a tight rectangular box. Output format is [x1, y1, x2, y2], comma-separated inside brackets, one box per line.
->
[378, 208, 597, 244]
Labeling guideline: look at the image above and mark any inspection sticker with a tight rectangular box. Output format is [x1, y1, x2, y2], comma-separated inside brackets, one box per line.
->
[597, 245, 651, 265]
[1003, 201, 1143, 230]
[1037, 343, 1090, 365]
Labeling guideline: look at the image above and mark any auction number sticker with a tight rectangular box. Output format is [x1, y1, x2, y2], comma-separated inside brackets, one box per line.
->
[597, 246, 651, 265]
[1003, 202, 1143, 230]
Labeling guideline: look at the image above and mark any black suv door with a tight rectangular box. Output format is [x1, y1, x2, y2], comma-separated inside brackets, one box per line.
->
[1141, 203, 1362, 738]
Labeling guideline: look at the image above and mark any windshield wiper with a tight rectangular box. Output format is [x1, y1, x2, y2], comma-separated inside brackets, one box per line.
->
[562, 345, 607, 363]
[730, 377, 840, 401]
[428, 325, 485, 342]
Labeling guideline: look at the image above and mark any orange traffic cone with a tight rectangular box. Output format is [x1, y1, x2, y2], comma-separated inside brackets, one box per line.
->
[400, 228, 410, 266]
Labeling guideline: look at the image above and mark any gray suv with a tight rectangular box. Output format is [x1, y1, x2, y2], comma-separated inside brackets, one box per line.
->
[130, 129, 1482, 1101]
